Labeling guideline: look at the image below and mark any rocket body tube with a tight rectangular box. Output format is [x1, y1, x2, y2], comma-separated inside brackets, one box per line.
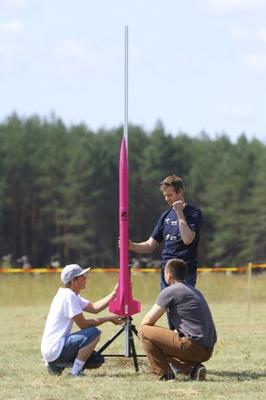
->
[109, 137, 141, 316]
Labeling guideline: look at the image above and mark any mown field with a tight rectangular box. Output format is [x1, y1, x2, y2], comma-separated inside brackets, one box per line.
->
[0, 271, 266, 400]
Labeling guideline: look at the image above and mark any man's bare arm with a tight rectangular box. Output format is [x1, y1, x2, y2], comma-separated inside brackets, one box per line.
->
[172, 201, 195, 245]
[73, 313, 123, 329]
[129, 237, 159, 254]
[140, 304, 166, 327]
[84, 288, 116, 314]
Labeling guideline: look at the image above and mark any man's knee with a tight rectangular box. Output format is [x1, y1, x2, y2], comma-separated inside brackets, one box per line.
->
[95, 332, 101, 343]
[138, 325, 152, 342]
[138, 326, 145, 340]
[82, 327, 101, 342]
[87, 331, 101, 346]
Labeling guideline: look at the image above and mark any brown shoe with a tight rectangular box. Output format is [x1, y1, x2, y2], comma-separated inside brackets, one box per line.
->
[190, 364, 206, 381]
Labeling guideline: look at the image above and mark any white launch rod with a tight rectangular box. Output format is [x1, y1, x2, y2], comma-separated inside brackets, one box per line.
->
[124, 25, 128, 150]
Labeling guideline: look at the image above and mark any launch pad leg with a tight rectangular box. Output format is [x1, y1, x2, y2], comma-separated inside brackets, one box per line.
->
[95, 317, 141, 372]
[125, 317, 139, 371]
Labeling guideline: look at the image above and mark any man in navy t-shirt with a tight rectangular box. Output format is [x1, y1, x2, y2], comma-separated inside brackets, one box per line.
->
[129, 175, 203, 288]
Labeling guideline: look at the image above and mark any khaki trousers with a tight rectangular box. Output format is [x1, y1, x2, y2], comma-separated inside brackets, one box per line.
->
[139, 325, 213, 376]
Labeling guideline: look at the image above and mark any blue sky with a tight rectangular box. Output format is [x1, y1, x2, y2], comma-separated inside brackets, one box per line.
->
[1, 0, 266, 142]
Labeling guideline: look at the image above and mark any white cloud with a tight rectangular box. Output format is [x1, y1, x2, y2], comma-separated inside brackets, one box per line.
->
[242, 53, 266, 72]
[51, 38, 121, 74]
[255, 29, 266, 43]
[217, 103, 252, 120]
[230, 27, 250, 40]
[0, 0, 29, 8]
[199, 0, 266, 13]
[229, 27, 266, 44]
[0, 20, 23, 33]
[59, 39, 85, 59]
[54, 38, 105, 68]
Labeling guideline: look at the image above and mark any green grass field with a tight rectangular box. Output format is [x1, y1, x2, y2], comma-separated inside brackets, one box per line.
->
[0, 272, 266, 400]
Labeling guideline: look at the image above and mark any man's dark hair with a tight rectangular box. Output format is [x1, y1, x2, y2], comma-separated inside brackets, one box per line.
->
[160, 175, 184, 194]
[165, 258, 187, 281]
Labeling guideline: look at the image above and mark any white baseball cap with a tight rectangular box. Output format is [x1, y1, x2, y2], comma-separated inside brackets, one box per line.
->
[61, 264, 91, 285]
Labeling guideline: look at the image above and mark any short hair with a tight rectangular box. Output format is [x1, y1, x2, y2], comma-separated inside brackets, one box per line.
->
[160, 175, 184, 194]
[165, 258, 187, 281]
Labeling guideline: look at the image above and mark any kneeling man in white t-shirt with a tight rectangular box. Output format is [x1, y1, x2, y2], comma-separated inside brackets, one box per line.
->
[41, 264, 123, 377]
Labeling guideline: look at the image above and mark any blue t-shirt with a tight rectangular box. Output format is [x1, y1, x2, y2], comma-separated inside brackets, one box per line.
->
[151, 204, 203, 275]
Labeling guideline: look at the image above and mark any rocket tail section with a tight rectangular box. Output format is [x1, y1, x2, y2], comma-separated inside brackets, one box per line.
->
[109, 286, 141, 317]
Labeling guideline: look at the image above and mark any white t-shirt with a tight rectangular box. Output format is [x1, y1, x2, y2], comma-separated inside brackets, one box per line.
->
[41, 287, 90, 362]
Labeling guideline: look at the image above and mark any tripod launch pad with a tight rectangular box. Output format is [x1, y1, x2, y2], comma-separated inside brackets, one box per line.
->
[95, 317, 141, 372]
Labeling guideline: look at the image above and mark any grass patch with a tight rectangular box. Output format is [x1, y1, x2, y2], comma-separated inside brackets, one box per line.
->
[0, 272, 266, 399]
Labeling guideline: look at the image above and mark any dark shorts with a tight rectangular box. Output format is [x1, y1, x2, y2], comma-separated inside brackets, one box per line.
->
[49, 327, 104, 368]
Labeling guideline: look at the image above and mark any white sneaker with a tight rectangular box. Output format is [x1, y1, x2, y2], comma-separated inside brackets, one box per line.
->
[191, 364, 206, 381]
[68, 370, 86, 377]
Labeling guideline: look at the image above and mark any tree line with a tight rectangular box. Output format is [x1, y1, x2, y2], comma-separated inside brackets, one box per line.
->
[0, 113, 265, 268]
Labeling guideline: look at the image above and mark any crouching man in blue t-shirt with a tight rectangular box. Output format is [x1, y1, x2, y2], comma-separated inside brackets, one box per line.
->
[139, 258, 217, 381]
[41, 264, 123, 377]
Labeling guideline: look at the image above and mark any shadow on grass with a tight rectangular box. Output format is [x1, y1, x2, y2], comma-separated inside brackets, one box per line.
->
[87, 357, 149, 379]
[89, 369, 266, 383]
[209, 370, 266, 381]
[90, 358, 266, 382]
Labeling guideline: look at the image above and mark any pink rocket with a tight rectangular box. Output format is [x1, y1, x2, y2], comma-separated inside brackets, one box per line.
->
[109, 136, 141, 317]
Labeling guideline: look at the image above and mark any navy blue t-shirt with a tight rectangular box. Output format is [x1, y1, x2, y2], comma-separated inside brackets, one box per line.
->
[151, 204, 203, 275]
